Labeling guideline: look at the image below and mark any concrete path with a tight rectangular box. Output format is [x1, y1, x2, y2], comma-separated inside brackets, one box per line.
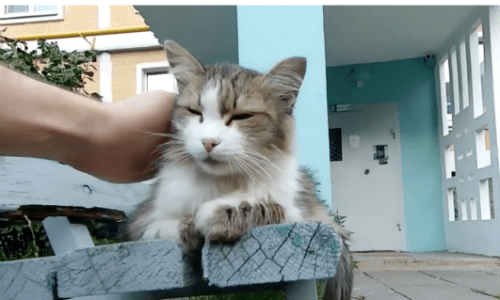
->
[351, 252, 500, 300]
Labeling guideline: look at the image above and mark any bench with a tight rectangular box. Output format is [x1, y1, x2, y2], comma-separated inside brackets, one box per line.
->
[0, 156, 342, 300]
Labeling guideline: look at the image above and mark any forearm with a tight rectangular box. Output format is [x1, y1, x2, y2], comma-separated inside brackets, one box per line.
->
[0, 62, 109, 164]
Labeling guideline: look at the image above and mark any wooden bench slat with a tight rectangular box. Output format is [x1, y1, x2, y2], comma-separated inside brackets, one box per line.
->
[0, 157, 149, 217]
[203, 222, 342, 287]
[0, 256, 57, 300]
[0, 223, 341, 299]
[57, 239, 189, 298]
[0, 205, 127, 223]
[0, 157, 342, 299]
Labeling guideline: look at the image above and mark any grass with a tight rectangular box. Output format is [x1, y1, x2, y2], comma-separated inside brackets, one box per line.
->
[184, 280, 325, 300]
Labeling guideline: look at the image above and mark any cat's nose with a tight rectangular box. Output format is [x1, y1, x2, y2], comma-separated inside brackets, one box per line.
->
[202, 138, 221, 153]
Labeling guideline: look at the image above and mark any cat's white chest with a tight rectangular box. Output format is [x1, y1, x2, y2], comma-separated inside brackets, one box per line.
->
[144, 154, 304, 240]
[153, 162, 217, 218]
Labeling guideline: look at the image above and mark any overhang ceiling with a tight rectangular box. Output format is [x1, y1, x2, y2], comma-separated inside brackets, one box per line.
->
[324, 6, 477, 66]
[136, 5, 478, 67]
[135, 6, 238, 65]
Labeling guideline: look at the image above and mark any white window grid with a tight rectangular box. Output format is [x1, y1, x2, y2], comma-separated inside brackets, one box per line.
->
[0, 5, 63, 24]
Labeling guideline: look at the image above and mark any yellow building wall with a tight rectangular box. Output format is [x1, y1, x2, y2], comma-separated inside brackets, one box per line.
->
[3, 6, 98, 39]
[111, 49, 167, 102]
[110, 6, 147, 28]
[2, 5, 163, 103]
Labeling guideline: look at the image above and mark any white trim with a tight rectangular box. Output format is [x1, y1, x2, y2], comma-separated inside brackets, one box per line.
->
[99, 53, 113, 103]
[0, 5, 63, 24]
[24, 31, 161, 54]
[136, 61, 179, 94]
[98, 5, 110, 29]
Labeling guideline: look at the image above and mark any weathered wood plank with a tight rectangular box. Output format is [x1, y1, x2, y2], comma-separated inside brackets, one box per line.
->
[57, 238, 193, 298]
[0, 157, 149, 217]
[1, 223, 341, 299]
[202, 222, 342, 287]
[1, 205, 127, 223]
[0, 256, 58, 300]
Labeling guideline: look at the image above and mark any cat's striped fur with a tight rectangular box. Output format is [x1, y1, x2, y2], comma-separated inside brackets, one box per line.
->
[128, 40, 353, 300]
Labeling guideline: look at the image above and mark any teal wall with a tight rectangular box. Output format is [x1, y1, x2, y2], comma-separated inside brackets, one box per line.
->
[327, 58, 446, 252]
[237, 6, 332, 204]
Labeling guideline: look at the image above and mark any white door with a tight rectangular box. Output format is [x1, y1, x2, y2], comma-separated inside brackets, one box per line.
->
[329, 103, 407, 251]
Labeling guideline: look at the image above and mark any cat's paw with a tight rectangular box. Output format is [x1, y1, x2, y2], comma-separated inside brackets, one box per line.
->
[179, 216, 204, 251]
[195, 199, 287, 243]
[195, 201, 254, 243]
[142, 219, 181, 240]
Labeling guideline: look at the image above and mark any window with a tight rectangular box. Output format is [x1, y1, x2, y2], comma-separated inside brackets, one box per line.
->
[0, 5, 63, 24]
[469, 22, 485, 118]
[136, 62, 178, 94]
[329, 128, 342, 161]
[439, 57, 453, 135]
[444, 145, 456, 178]
[447, 187, 459, 221]
[475, 127, 491, 169]
[479, 178, 495, 220]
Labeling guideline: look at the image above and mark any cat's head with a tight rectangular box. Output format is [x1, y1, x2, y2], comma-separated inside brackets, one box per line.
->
[164, 40, 306, 177]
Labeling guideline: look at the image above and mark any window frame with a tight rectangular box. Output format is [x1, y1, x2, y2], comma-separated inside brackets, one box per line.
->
[0, 5, 64, 24]
[136, 61, 178, 94]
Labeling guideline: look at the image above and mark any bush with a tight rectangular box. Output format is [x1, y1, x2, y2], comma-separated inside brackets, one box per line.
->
[0, 27, 101, 99]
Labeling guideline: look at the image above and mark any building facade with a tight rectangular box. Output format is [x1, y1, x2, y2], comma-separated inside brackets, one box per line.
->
[1, 5, 175, 102]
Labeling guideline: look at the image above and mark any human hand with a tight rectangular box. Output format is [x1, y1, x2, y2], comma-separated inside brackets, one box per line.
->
[68, 90, 175, 183]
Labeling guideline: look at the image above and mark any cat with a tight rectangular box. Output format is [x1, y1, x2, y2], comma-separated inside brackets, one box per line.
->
[127, 40, 353, 300]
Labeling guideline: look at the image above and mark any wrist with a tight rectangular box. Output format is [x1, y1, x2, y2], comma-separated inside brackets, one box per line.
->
[56, 98, 113, 168]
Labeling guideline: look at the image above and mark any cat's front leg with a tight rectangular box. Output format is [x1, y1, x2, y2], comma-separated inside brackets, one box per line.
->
[194, 196, 286, 243]
[179, 216, 204, 251]
[142, 219, 181, 240]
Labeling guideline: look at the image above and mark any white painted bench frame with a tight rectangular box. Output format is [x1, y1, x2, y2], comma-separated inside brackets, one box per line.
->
[0, 157, 342, 300]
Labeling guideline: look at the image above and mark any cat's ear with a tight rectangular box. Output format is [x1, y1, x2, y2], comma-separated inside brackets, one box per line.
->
[266, 57, 307, 114]
[165, 40, 204, 91]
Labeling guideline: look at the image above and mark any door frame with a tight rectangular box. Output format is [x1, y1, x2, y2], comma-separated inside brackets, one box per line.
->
[329, 102, 407, 252]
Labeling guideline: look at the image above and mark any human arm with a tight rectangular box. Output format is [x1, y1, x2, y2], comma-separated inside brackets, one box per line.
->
[0, 62, 174, 183]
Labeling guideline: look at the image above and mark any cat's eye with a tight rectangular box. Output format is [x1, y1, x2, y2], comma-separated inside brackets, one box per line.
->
[226, 113, 254, 126]
[187, 108, 202, 116]
[231, 113, 253, 121]
[226, 113, 253, 125]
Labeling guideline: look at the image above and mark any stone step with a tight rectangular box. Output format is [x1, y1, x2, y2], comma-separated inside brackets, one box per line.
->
[352, 251, 500, 271]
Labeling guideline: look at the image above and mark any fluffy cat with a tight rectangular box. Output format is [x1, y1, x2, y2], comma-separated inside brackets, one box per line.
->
[128, 40, 353, 300]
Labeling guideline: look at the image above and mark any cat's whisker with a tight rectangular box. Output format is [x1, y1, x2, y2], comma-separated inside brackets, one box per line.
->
[270, 144, 286, 156]
[234, 158, 257, 184]
[227, 160, 235, 183]
[240, 157, 267, 180]
[240, 155, 273, 181]
[241, 160, 262, 184]
[153, 137, 185, 155]
[171, 152, 192, 164]
[134, 129, 178, 139]
[238, 161, 257, 185]
[244, 149, 284, 173]
[162, 147, 193, 164]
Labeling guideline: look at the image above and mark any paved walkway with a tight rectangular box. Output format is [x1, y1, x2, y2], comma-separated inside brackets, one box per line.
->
[351, 252, 500, 300]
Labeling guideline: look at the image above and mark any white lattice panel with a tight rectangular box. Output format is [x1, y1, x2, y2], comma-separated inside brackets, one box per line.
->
[435, 6, 500, 256]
